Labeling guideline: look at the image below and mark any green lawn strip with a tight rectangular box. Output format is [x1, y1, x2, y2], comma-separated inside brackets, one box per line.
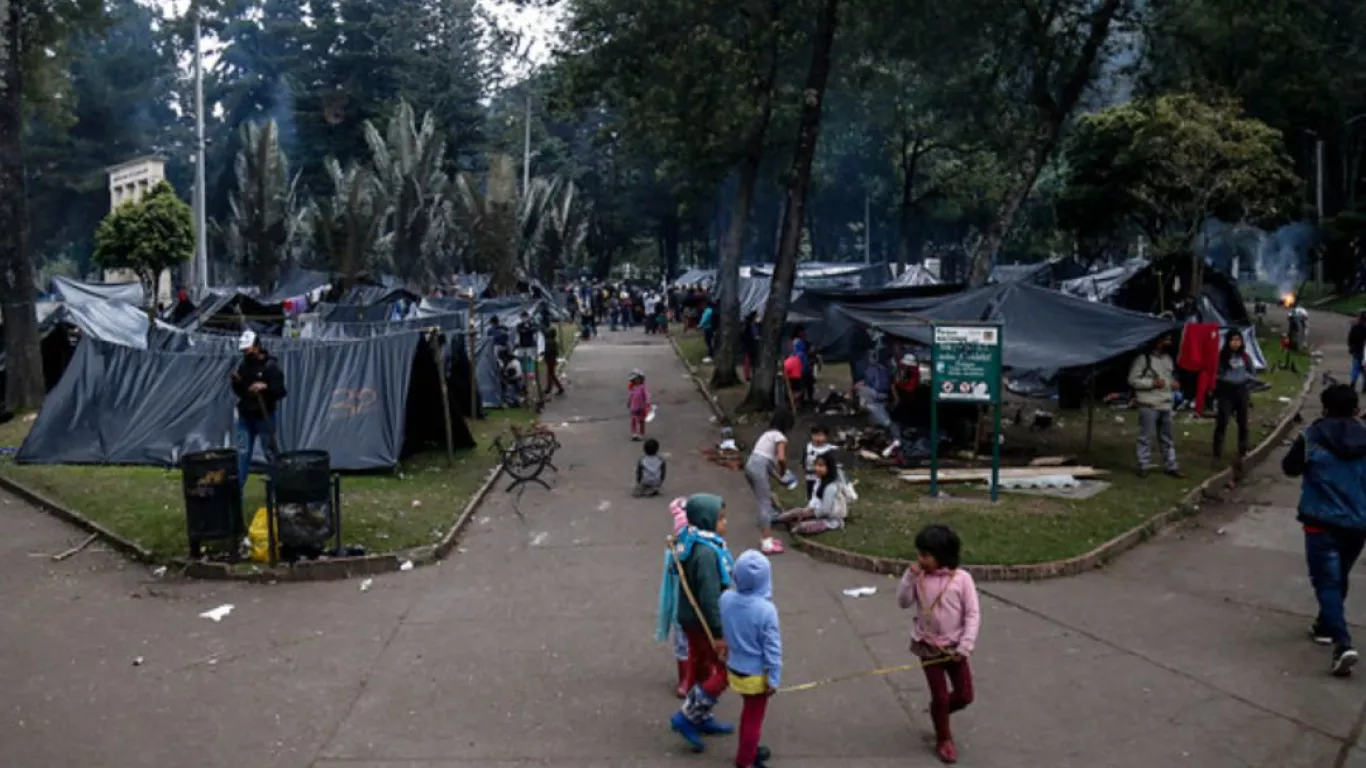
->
[0, 395, 544, 563]
[809, 339, 1310, 565]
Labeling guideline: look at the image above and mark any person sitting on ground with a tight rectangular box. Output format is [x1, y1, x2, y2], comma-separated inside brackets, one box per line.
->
[635, 438, 667, 497]
[776, 453, 855, 536]
[1283, 384, 1366, 677]
[802, 424, 837, 502]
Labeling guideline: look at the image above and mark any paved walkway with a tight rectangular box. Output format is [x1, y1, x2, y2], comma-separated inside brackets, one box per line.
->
[2, 314, 1366, 767]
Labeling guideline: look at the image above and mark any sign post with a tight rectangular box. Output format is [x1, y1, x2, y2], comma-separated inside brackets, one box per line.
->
[929, 323, 1005, 500]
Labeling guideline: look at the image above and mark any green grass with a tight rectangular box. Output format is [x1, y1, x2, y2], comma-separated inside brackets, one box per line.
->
[1317, 293, 1366, 315]
[0, 324, 579, 562]
[752, 334, 1312, 565]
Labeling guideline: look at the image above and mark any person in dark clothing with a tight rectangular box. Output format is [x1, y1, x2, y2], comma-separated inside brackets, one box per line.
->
[543, 322, 566, 396]
[1212, 329, 1254, 481]
[740, 311, 760, 381]
[663, 493, 736, 751]
[231, 330, 287, 492]
[1283, 384, 1366, 676]
[1350, 312, 1366, 390]
[488, 316, 510, 350]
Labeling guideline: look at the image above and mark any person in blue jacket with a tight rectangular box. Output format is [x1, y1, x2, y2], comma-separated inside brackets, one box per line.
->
[720, 550, 782, 768]
[1283, 383, 1366, 676]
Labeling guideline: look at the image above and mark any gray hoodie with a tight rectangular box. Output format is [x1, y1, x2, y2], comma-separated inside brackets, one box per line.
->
[1128, 350, 1176, 411]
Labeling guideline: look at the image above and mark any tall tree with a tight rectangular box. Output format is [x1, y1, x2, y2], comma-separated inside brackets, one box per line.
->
[93, 180, 195, 305]
[364, 100, 448, 284]
[745, 0, 840, 410]
[218, 120, 305, 291]
[0, 0, 102, 411]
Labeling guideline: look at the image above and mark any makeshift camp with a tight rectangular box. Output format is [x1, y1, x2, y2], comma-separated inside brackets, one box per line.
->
[17, 331, 475, 470]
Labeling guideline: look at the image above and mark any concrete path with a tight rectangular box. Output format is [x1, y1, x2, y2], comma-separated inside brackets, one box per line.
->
[2, 314, 1365, 767]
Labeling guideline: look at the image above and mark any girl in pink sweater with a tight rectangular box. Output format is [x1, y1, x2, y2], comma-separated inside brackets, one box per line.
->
[897, 524, 980, 764]
[627, 369, 651, 441]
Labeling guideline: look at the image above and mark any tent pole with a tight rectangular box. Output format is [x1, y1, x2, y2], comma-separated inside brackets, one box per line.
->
[432, 333, 455, 466]
[1085, 366, 1096, 456]
[468, 309, 479, 421]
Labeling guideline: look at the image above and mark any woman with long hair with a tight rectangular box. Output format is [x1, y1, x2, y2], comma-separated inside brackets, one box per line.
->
[1213, 329, 1254, 484]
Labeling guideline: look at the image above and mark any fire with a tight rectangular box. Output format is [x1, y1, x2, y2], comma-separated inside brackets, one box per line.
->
[1282, 292, 1296, 308]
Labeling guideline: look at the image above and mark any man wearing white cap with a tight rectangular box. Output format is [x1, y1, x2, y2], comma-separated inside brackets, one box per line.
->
[230, 330, 287, 491]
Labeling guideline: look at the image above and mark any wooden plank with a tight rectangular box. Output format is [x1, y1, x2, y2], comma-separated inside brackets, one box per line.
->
[1027, 456, 1071, 467]
[898, 466, 1105, 483]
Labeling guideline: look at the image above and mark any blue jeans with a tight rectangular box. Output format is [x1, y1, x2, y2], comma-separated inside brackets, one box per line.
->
[236, 414, 276, 491]
[1305, 527, 1366, 647]
[1353, 354, 1364, 389]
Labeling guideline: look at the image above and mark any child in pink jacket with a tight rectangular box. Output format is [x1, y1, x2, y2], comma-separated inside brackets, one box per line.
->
[897, 524, 980, 764]
[668, 497, 692, 697]
[628, 368, 651, 441]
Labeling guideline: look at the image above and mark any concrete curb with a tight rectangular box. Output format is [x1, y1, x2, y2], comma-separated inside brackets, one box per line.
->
[792, 366, 1317, 581]
[0, 474, 157, 564]
[665, 329, 1316, 580]
[667, 334, 728, 422]
[1, 340, 581, 581]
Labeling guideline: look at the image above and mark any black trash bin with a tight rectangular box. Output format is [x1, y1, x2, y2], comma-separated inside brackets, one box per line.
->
[269, 450, 339, 556]
[182, 449, 243, 557]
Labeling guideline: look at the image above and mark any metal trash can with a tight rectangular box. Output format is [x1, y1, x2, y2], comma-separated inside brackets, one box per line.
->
[271, 450, 337, 552]
[182, 449, 243, 557]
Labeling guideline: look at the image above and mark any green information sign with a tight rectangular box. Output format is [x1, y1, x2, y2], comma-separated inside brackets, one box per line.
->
[929, 322, 1005, 500]
[932, 325, 1003, 403]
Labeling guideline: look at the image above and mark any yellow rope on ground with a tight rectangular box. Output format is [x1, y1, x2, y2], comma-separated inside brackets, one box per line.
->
[777, 655, 956, 694]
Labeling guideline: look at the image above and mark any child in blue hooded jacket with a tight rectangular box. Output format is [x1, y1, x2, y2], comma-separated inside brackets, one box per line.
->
[721, 550, 782, 768]
[1283, 383, 1366, 676]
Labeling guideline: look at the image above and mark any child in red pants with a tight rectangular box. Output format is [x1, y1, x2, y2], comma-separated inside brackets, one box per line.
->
[721, 550, 782, 768]
[897, 524, 980, 764]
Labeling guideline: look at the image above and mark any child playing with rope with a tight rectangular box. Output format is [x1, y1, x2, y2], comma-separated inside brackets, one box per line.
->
[721, 550, 782, 768]
[897, 524, 980, 764]
[657, 494, 736, 752]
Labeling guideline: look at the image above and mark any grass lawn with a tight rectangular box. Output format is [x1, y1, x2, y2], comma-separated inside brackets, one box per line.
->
[0, 324, 578, 562]
[1316, 293, 1366, 315]
[674, 330, 1313, 565]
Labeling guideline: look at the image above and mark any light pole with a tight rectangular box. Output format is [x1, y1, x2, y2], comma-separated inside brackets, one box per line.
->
[192, 3, 208, 292]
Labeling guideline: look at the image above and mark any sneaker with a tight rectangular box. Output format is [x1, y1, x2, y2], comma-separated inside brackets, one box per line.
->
[936, 738, 958, 763]
[670, 711, 705, 752]
[1333, 646, 1360, 677]
[760, 538, 785, 555]
[696, 716, 734, 735]
[755, 745, 772, 766]
[1310, 621, 1333, 646]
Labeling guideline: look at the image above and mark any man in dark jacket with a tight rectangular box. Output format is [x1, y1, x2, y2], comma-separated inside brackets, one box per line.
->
[1283, 384, 1366, 676]
[1349, 311, 1366, 390]
[231, 331, 287, 491]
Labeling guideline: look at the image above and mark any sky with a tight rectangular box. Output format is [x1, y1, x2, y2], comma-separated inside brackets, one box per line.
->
[153, 0, 562, 80]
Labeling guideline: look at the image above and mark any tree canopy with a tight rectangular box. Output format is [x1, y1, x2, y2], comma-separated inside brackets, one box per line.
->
[93, 180, 195, 303]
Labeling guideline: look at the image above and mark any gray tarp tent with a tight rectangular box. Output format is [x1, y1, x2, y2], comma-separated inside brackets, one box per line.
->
[50, 275, 145, 307]
[832, 281, 1180, 371]
[16, 331, 472, 470]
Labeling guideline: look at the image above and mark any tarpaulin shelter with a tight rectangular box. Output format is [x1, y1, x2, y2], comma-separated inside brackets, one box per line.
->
[173, 290, 285, 333]
[830, 281, 1179, 371]
[17, 331, 476, 470]
[673, 269, 716, 288]
[50, 276, 145, 307]
[887, 265, 939, 287]
[260, 266, 331, 304]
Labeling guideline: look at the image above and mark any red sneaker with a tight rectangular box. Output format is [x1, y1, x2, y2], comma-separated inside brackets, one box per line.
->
[936, 739, 958, 764]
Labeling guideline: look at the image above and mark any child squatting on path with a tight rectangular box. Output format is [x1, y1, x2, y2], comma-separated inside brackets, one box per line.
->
[898, 524, 980, 764]
[657, 494, 737, 751]
[720, 550, 782, 768]
[1283, 383, 1366, 676]
[628, 368, 652, 441]
[635, 438, 667, 497]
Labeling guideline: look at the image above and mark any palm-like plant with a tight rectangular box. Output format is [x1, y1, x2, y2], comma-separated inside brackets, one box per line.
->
[364, 100, 449, 286]
[218, 120, 307, 292]
[309, 158, 388, 286]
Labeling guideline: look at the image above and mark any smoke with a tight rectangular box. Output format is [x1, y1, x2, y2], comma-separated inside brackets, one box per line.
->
[1198, 218, 1317, 294]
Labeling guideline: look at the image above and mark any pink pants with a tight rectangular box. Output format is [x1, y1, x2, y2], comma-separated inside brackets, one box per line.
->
[735, 692, 770, 767]
[630, 411, 646, 435]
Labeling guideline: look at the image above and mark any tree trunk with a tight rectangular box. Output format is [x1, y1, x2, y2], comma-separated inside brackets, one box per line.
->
[743, 0, 840, 411]
[661, 209, 680, 281]
[0, 0, 44, 411]
[711, 151, 761, 389]
[964, 0, 1127, 286]
[899, 132, 915, 266]
[710, 11, 781, 390]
